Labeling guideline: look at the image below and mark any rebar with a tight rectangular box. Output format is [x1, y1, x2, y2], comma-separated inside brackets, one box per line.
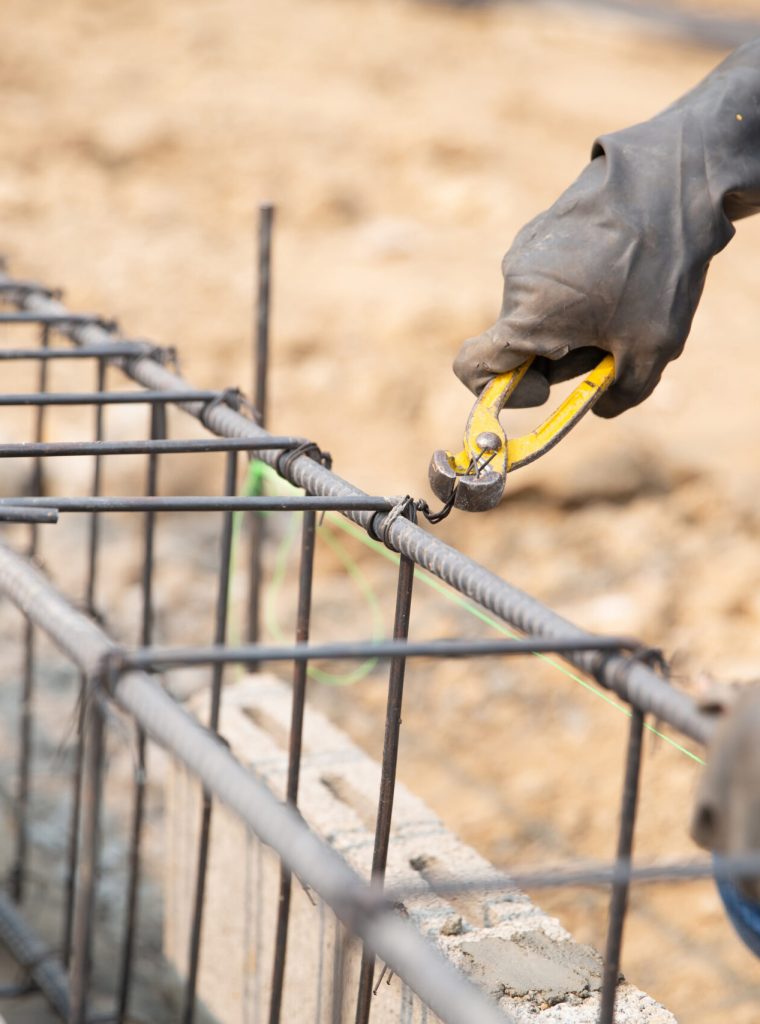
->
[116, 401, 166, 1023]
[123, 635, 641, 668]
[0, 270, 712, 745]
[268, 508, 317, 1024]
[0, 436, 311, 457]
[11, 322, 50, 903]
[0, 495, 393, 513]
[69, 688, 106, 1024]
[356, 537, 416, 1024]
[0, 892, 69, 1018]
[0, 540, 514, 1024]
[599, 707, 645, 1024]
[182, 449, 238, 1024]
[64, 356, 107, 967]
[249, 206, 275, 656]
[0, 266, 725, 1024]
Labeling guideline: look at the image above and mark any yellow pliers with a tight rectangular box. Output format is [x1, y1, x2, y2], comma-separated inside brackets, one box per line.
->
[428, 354, 616, 512]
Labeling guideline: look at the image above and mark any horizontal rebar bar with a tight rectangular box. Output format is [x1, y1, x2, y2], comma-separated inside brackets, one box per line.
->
[0, 437, 311, 457]
[124, 635, 641, 669]
[0, 496, 393, 513]
[0, 312, 116, 329]
[0, 539, 513, 1024]
[1, 271, 716, 745]
[0, 390, 223, 406]
[0, 506, 58, 524]
[0, 344, 154, 361]
[385, 854, 760, 900]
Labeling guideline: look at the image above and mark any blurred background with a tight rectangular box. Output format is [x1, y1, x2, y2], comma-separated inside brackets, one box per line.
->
[3, 0, 760, 1020]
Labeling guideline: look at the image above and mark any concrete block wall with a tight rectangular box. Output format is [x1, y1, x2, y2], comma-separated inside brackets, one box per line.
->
[164, 675, 677, 1023]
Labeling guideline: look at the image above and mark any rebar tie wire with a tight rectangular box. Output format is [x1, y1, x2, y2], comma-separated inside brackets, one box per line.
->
[275, 440, 328, 480]
[121, 337, 179, 371]
[415, 484, 458, 525]
[199, 387, 247, 430]
[368, 488, 458, 541]
[368, 495, 418, 549]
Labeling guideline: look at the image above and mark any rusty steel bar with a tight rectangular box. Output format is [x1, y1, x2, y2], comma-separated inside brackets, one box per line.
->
[0, 271, 714, 747]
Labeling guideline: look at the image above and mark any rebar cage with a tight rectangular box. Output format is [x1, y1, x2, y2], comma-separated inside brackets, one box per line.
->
[0, 255, 723, 1024]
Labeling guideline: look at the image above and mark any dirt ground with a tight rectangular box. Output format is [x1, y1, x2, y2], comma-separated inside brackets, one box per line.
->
[2, 1, 760, 1021]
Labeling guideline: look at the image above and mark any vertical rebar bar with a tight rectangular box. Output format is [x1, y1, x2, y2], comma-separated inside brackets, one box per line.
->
[12, 323, 50, 902]
[254, 203, 273, 427]
[331, 920, 348, 1024]
[247, 203, 274, 658]
[354, 543, 416, 1024]
[68, 683, 105, 1024]
[268, 509, 317, 1024]
[63, 356, 106, 966]
[117, 402, 165, 1023]
[181, 449, 238, 1024]
[85, 358, 106, 616]
[599, 707, 645, 1024]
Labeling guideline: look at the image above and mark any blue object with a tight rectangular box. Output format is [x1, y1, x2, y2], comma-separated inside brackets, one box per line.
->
[715, 859, 760, 958]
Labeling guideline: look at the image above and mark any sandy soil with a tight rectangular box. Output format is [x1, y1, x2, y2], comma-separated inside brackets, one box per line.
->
[2, 1, 760, 1021]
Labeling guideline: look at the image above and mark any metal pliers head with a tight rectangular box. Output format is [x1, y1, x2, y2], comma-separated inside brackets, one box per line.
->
[429, 354, 616, 512]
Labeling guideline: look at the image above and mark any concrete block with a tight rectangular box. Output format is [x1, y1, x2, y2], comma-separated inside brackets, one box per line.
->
[163, 674, 677, 1023]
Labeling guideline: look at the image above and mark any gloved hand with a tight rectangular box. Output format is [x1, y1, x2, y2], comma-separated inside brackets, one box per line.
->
[455, 40, 760, 417]
[692, 683, 760, 957]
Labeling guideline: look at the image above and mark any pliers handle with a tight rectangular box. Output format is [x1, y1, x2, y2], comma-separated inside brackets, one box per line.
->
[429, 354, 616, 512]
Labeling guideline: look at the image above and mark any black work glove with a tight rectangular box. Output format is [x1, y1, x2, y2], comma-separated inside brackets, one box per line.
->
[455, 40, 760, 417]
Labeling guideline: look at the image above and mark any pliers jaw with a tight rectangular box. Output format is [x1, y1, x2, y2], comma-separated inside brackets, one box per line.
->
[429, 428, 507, 512]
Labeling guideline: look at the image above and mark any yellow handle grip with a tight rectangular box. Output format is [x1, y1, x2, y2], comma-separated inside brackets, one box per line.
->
[503, 354, 615, 469]
[454, 354, 616, 478]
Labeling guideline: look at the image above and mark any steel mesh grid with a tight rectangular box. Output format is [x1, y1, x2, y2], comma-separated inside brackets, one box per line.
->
[0, 262, 728, 1024]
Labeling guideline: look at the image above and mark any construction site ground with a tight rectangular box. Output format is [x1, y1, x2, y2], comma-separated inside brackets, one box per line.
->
[2, 1, 760, 1021]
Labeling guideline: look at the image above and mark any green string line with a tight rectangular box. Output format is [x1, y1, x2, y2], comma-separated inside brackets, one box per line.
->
[238, 461, 705, 767]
